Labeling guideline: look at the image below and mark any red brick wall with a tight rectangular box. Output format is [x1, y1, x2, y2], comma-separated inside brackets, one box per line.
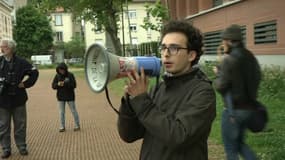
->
[163, 0, 285, 55]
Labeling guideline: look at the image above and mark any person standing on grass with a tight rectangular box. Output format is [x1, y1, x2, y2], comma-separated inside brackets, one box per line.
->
[0, 39, 39, 158]
[213, 24, 261, 160]
[117, 20, 216, 160]
[52, 62, 80, 132]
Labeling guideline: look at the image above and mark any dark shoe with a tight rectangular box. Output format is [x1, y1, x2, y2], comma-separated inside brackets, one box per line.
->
[74, 126, 80, 131]
[19, 148, 28, 156]
[59, 128, 65, 132]
[1, 151, 11, 159]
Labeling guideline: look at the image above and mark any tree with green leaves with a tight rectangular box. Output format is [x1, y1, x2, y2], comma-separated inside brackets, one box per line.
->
[38, 0, 124, 56]
[64, 35, 86, 58]
[30, 0, 170, 56]
[27, 0, 51, 15]
[13, 5, 53, 58]
[141, 0, 170, 32]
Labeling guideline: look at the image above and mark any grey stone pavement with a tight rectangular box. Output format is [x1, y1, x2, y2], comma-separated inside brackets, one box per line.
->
[1, 69, 224, 160]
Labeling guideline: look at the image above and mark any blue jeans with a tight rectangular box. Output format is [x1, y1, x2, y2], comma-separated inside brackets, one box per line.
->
[0, 105, 27, 152]
[222, 108, 257, 160]
[58, 101, 80, 128]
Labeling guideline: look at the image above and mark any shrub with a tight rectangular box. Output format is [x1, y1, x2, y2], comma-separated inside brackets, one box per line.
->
[258, 65, 285, 100]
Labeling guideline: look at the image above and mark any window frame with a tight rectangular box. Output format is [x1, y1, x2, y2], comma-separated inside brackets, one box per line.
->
[125, 10, 137, 19]
[54, 14, 63, 26]
[254, 20, 277, 44]
[129, 24, 137, 32]
[55, 31, 63, 41]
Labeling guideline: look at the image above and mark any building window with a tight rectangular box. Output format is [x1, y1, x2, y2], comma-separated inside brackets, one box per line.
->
[203, 26, 247, 54]
[55, 32, 63, 41]
[131, 37, 138, 45]
[93, 18, 103, 34]
[5, 17, 8, 32]
[147, 28, 151, 39]
[126, 10, 137, 19]
[241, 26, 247, 44]
[203, 30, 222, 55]
[55, 15, 63, 26]
[213, 0, 223, 7]
[129, 24, 137, 32]
[94, 26, 103, 34]
[95, 39, 104, 46]
[75, 32, 80, 37]
[254, 20, 277, 44]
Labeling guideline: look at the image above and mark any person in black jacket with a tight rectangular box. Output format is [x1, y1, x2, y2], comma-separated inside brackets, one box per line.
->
[214, 24, 261, 160]
[117, 20, 216, 160]
[0, 39, 39, 158]
[52, 62, 80, 132]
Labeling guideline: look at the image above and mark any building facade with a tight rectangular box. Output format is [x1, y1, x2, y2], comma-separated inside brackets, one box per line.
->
[50, 7, 82, 62]
[84, 0, 160, 55]
[0, 0, 13, 40]
[162, 0, 285, 67]
[50, 8, 81, 43]
[9, 0, 27, 23]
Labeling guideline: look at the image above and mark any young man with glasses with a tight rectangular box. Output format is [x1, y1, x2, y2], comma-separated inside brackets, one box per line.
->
[0, 39, 39, 158]
[117, 20, 216, 160]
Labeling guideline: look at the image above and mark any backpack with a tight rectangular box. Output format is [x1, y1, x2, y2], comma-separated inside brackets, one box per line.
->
[224, 91, 268, 133]
[247, 101, 268, 133]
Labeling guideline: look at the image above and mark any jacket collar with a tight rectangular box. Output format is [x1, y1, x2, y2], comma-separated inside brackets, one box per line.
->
[162, 67, 200, 87]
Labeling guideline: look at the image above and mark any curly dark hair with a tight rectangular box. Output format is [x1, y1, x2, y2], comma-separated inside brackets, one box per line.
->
[160, 20, 203, 66]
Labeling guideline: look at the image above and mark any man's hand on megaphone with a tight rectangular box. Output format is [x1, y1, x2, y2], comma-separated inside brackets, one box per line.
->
[124, 67, 149, 98]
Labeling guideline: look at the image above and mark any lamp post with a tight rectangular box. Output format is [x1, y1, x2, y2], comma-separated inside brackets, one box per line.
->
[121, 0, 126, 56]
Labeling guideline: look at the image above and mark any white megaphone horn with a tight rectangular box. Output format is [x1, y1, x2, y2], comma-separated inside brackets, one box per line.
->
[84, 43, 161, 93]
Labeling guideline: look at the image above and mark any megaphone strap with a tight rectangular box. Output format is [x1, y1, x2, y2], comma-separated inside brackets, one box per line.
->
[105, 86, 120, 114]
[104, 75, 160, 118]
[105, 87, 136, 119]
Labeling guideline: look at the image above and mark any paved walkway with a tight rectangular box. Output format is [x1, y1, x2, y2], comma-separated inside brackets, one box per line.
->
[1, 69, 224, 160]
[2, 69, 141, 160]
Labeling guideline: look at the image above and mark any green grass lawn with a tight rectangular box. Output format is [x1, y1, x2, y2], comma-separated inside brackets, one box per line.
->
[203, 64, 285, 160]
[70, 65, 285, 160]
[210, 93, 285, 160]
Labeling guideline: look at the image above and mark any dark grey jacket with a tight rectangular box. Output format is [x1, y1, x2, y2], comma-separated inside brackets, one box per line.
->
[0, 55, 39, 108]
[117, 68, 216, 160]
[214, 43, 261, 108]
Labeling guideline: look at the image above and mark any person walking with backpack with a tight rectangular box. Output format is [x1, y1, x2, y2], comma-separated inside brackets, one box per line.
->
[214, 24, 262, 160]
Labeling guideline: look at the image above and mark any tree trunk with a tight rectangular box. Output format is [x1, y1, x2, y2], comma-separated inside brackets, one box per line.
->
[105, 5, 122, 56]
[105, 27, 122, 56]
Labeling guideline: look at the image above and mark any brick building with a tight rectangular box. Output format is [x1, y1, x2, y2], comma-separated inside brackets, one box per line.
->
[162, 0, 285, 67]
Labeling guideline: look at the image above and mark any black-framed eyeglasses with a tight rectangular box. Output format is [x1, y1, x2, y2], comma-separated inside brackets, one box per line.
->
[159, 45, 189, 56]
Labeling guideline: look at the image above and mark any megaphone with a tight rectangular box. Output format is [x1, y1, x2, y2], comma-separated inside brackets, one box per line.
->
[84, 43, 161, 93]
